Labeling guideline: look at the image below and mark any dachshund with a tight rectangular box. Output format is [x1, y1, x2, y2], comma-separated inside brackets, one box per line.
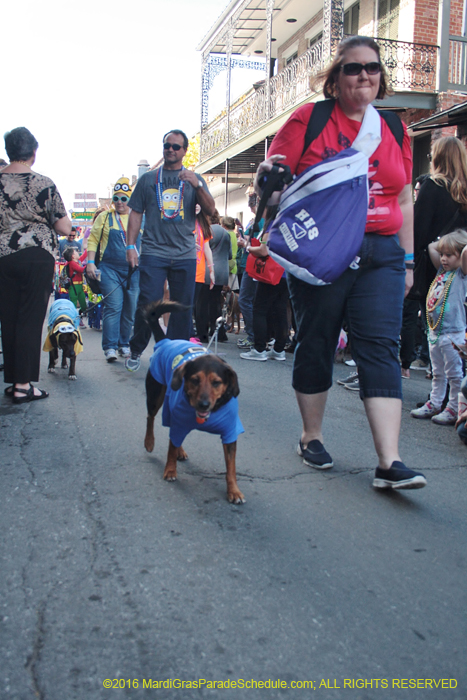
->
[144, 300, 245, 504]
[43, 300, 83, 381]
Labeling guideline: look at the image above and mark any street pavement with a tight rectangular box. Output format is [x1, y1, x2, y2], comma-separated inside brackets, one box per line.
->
[1, 321, 466, 700]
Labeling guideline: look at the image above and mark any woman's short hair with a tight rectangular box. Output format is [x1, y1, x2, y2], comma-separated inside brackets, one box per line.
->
[437, 229, 467, 256]
[4, 127, 39, 162]
[210, 209, 221, 225]
[314, 36, 390, 101]
[221, 215, 235, 230]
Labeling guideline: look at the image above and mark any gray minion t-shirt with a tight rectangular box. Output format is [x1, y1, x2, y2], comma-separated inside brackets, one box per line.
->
[129, 168, 210, 259]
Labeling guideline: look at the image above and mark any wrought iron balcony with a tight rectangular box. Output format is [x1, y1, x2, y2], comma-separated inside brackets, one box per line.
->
[200, 38, 438, 164]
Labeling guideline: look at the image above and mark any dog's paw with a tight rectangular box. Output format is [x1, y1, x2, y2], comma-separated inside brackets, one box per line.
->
[228, 489, 246, 505]
[144, 435, 155, 453]
[177, 447, 188, 461]
[61, 363, 68, 369]
[163, 464, 178, 481]
[48, 367, 56, 373]
[68, 375, 77, 381]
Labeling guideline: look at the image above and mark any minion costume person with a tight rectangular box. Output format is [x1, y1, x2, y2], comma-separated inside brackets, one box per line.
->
[86, 178, 142, 362]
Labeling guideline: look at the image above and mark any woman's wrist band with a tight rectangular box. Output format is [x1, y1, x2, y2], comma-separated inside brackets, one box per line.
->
[404, 253, 414, 261]
[126, 245, 136, 250]
[405, 261, 415, 269]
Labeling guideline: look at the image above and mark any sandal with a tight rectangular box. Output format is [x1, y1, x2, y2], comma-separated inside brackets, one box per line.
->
[4, 385, 14, 397]
[12, 384, 49, 404]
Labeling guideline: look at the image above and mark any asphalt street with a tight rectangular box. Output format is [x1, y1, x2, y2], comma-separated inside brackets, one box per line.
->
[1, 320, 466, 700]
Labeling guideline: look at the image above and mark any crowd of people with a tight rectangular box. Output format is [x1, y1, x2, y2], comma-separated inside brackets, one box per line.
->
[2, 34, 467, 491]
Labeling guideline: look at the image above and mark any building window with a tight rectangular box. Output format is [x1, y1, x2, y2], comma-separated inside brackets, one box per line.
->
[285, 51, 298, 65]
[344, 2, 360, 36]
[309, 32, 323, 50]
[377, 0, 400, 40]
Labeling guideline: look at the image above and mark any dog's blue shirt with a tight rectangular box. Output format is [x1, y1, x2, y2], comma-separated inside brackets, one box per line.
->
[149, 339, 244, 448]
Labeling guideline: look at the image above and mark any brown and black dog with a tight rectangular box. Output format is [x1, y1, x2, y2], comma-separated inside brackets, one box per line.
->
[144, 300, 245, 504]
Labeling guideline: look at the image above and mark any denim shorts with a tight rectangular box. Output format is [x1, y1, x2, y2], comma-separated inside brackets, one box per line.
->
[287, 233, 405, 399]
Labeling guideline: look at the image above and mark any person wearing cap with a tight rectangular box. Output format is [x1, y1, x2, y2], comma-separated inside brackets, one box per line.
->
[87, 177, 141, 362]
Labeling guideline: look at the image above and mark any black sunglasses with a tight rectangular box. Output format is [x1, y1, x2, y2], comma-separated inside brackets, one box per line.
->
[163, 143, 183, 151]
[113, 195, 129, 203]
[341, 62, 381, 76]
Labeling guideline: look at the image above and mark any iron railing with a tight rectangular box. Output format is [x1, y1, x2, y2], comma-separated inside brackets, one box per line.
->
[200, 38, 439, 163]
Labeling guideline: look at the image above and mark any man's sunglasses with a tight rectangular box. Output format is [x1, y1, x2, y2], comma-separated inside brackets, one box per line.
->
[113, 195, 129, 203]
[341, 62, 381, 76]
[163, 143, 183, 151]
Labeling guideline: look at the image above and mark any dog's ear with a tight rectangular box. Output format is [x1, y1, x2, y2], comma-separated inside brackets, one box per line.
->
[171, 364, 187, 391]
[225, 367, 240, 398]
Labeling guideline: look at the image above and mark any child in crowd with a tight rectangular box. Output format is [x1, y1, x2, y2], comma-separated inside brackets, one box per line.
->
[411, 229, 467, 424]
[63, 247, 88, 316]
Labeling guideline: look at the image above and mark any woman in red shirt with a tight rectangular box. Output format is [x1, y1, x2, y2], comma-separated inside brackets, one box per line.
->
[255, 35, 426, 491]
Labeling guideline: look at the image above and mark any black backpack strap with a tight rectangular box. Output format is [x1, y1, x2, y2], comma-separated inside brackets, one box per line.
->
[378, 110, 404, 150]
[301, 99, 336, 157]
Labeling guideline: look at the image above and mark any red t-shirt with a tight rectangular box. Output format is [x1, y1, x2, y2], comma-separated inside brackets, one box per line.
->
[268, 100, 412, 236]
[67, 250, 87, 283]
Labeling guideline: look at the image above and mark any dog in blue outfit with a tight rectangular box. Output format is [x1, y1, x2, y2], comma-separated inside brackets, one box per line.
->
[144, 300, 245, 504]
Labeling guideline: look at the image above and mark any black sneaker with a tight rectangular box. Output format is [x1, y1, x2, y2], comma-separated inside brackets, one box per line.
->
[297, 440, 333, 470]
[344, 377, 360, 392]
[373, 461, 427, 490]
[337, 371, 358, 386]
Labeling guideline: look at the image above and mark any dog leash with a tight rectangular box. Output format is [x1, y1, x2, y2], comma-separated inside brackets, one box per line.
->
[80, 267, 137, 317]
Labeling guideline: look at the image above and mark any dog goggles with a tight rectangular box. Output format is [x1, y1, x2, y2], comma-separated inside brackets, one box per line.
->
[341, 61, 381, 76]
[113, 195, 129, 203]
[55, 323, 75, 334]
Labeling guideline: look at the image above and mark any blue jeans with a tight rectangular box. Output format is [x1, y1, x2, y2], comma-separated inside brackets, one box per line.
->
[100, 263, 140, 351]
[288, 233, 405, 399]
[130, 255, 196, 355]
[238, 272, 257, 342]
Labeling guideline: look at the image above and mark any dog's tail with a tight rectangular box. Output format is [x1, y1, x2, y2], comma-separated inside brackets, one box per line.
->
[144, 300, 190, 343]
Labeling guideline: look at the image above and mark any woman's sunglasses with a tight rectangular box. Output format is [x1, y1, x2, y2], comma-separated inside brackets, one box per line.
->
[341, 62, 381, 76]
[163, 143, 183, 151]
[113, 195, 129, 203]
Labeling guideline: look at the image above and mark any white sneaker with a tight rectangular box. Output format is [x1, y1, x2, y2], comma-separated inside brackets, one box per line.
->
[104, 349, 118, 363]
[266, 348, 286, 361]
[410, 359, 429, 370]
[411, 401, 440, 419]
[118, 346, 131, 357]
[240, 348, 268, 361]
[431, 407, 457, 425]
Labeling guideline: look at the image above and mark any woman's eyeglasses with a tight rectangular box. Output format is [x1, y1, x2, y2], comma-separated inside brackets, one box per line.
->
[341, 62, 381, 76]
[163, 143, 183, 151]
[113, 195, 129, 203]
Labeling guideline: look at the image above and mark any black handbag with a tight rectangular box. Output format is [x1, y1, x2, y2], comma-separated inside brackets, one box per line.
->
[85, 213, 109, 295]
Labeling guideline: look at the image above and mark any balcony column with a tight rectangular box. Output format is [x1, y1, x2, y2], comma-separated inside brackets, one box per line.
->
[322, 0, 344, 61]
[226, 20, 234, 145]
[265, 0, 274, 121]
[437, 0, 451, 92]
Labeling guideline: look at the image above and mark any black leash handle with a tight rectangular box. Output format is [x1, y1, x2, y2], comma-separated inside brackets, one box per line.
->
[253, 163, 292, 234]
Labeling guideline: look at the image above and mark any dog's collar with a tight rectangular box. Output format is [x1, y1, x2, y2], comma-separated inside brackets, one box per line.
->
[171, 345, 208, 371]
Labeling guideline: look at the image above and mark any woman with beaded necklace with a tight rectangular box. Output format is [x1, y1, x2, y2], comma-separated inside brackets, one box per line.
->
[0, 127, 71, 403]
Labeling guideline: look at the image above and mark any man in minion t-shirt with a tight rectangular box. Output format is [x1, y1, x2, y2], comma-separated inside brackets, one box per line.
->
[124, 130, 215, 372]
